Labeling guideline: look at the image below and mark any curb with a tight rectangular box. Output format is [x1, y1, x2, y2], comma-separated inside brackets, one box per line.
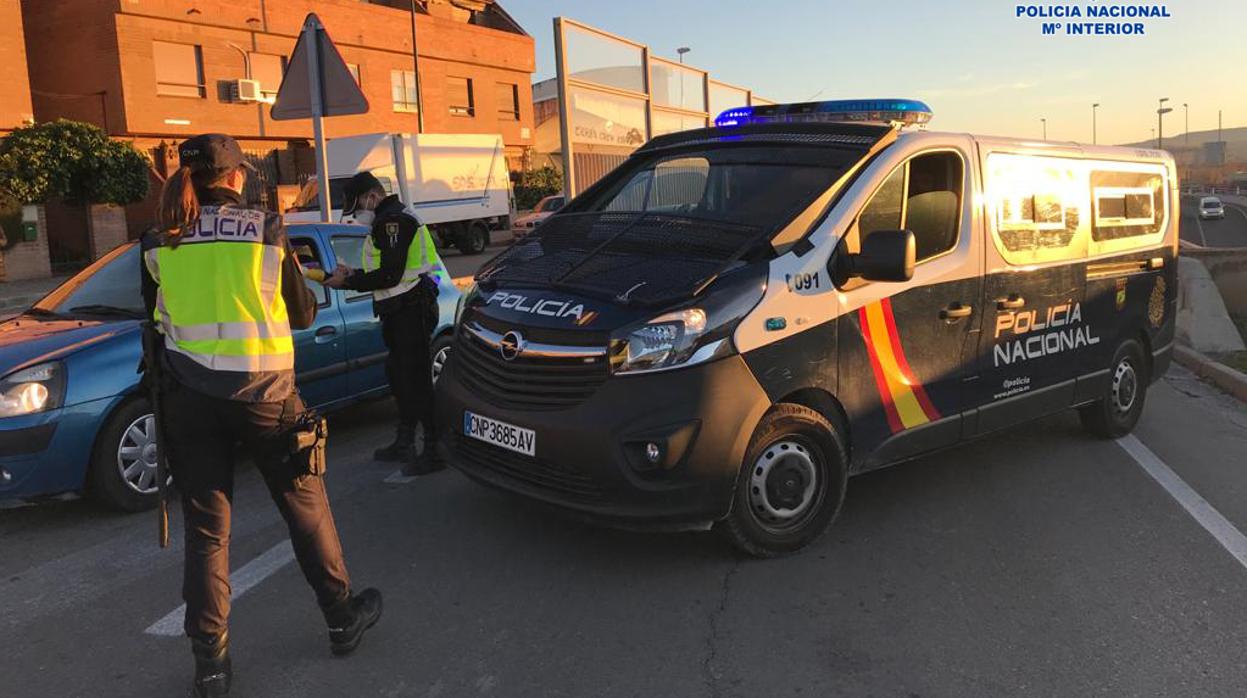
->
[1174, 344, 1247, 404]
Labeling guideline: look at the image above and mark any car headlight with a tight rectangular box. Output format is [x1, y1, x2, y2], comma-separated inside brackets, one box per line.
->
[610, 264, 770, 375]
[0, 362, 67, 418]
[456, 282, 477, 324]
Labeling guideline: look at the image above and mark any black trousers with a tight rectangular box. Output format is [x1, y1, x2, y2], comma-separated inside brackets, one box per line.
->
[162, 383, 351, 642]
[380, 299, 436, 441]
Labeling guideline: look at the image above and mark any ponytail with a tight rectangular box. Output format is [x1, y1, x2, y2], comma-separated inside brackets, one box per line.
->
[157, 166, 200, 244]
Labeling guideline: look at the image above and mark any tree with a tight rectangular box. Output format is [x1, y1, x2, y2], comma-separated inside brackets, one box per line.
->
[0, 120, 150, 206]
[513, 166, 563, 210]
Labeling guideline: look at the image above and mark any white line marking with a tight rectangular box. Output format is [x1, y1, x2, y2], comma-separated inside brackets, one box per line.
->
[1117, 434, 1247, 571]
[144, 541, 296, 637]
[1193, 210, 1208, 246]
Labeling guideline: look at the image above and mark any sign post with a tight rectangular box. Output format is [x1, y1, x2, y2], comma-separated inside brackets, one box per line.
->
[271, 13, 369, 223]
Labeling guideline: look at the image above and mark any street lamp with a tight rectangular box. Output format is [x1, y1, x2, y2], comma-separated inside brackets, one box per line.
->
[1157, 97, 1171, 149]
[1183, 102, 1189, 146]
[1092, 103, 1100, 144]
[1041, 117, 1047, 140]
[676, 47, 690, 64]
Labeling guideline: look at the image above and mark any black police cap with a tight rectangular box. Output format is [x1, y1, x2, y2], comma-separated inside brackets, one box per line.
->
[178, 134, 256, 174]
[341, 171, 385, 215]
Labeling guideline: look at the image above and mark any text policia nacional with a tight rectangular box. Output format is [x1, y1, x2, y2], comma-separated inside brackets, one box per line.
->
[1016, 4, 1172, 36]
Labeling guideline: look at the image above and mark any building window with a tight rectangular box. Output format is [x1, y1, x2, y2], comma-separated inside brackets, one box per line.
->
[448, 77, 474, 117]
[496, 82, 519, 121]
[249, 53, 287, 98]
[391, 70, 419, 112]
[153, 41, 205, 98]
[347, 63, 362, 86]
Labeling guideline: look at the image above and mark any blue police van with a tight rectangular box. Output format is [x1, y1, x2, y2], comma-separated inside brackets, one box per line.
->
[436, 100, 1178, 556]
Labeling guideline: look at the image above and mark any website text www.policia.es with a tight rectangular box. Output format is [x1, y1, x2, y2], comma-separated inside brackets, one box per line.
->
[1016, 3, 1171, 35]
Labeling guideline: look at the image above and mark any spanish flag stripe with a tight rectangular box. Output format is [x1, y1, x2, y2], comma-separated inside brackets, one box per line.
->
[879, 297, 942, 422]
[858, 307, 905, 433]
[863, 302, 930, 429]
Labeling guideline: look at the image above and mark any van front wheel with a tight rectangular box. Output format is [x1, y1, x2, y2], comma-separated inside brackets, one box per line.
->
[1079, 339, 1148, 438]
[718, 404, 848, 557]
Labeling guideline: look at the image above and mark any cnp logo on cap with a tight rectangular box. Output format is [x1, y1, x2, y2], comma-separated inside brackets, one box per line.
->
[178, 134, 254, 173]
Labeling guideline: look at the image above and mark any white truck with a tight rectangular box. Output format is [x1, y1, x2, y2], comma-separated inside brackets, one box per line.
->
[285, 133, 513, 255]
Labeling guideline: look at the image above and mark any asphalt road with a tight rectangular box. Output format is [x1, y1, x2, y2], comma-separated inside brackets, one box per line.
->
[1180, 195, 1247, 248]
[4, 362, 1247, 697]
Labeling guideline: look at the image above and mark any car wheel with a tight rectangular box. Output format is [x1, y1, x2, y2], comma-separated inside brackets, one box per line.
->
[717, 404, 848, 557]
[1079, 339, 1148, 439]
[88, 397, 160, 512]
[431, 333, 454, 386]
[455, 221, 490, 255]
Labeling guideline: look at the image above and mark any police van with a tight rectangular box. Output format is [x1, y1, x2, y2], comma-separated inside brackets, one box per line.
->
[435, 99, 1177, 556]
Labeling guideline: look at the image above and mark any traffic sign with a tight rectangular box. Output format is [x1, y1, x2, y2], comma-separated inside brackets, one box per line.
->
[271, 13, 368, 120]
[270, 14, 368, 222]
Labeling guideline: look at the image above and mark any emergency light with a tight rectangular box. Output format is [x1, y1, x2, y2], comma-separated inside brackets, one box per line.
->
[715, 99, 933, 128]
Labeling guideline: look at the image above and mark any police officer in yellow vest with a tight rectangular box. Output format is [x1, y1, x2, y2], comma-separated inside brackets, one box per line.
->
[327, 172, 446, 476]
[141, 135, 382, 698]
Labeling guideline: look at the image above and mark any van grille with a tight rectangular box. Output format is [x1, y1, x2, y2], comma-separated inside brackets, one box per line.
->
[453, 325, 610, 411]
[455, 435, 604, 501]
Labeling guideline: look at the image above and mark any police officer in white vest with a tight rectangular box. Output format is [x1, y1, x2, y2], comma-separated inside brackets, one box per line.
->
[326, 172, 445, 476]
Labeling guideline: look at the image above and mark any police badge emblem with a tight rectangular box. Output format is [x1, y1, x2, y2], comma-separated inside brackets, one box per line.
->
[385, 222, 399, 246]
[1148, 276, 1166, 328]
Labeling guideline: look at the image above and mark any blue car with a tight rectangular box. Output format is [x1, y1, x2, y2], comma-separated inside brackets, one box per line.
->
[0, 223, 461, 511]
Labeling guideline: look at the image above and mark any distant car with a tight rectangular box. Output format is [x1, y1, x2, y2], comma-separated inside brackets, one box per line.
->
[511, 195, 565, 239]
[1198, 196, 1225, 220]
[0, 223, 460, 511]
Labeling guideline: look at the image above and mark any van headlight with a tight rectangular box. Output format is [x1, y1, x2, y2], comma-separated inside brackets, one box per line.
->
[612, 308, 733, 375]
[0, 362, 66, 418]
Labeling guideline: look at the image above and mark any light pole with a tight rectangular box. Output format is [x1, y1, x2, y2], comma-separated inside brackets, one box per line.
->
[1041, 117, 1047, 140]
[677, 47, 690, 64]
[1092, 103, 1099, 144]
[1156, 97, 1171, 149]
[409, 0, 425, 132]
[1183, 103, 1189, 146]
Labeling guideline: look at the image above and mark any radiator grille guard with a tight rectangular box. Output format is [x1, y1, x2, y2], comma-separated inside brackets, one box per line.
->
[476, 211, 765, 307]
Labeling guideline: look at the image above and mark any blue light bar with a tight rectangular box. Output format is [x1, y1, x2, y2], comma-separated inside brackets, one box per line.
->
[715, 99, 933, 128]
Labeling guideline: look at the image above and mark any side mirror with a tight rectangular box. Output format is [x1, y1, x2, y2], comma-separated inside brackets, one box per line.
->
[846, 230, 915, 282]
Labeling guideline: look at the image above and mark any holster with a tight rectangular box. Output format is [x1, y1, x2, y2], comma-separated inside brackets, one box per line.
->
[287, 410, 329, 479]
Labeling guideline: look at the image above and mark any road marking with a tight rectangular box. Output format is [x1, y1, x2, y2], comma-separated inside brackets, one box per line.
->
[144, 541, 295, 637]
[1193, 211, 1208, 246]
[1117, 434, 1247, 571]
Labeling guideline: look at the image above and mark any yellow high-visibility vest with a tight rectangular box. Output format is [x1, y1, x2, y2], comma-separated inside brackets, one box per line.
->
[361, 222, 444, 301]
[143, 205, 294, 373]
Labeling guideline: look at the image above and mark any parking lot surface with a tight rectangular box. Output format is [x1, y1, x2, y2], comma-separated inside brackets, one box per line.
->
[3, 362, 1247, 697]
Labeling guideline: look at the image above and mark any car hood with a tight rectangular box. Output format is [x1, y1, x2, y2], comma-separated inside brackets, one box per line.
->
[0, 314, 140, 375]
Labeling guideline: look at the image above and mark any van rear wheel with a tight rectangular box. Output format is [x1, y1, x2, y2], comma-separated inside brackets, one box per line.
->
[1079, 339, 1148, 439]
[717, 404, 848, 557]
[455, 220, 490, 255]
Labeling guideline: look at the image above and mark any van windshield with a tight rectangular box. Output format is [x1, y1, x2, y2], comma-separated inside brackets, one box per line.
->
[478, 143, 864, 306]
[289, 177, 351, 212]
[572, 147, 848, 233]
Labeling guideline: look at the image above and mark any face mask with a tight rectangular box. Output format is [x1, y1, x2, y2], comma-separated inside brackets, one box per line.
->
[346, 209, 375, 227]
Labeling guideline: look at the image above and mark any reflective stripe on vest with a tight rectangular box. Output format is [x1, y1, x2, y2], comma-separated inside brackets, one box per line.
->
[144, 206, 294, 373]
[361, 223, 444, 301]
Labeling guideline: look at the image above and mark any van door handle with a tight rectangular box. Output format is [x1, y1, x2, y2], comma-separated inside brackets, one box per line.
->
[939, 302, 973, 320]
[314, 325, 338, 343]
[996, 294, 1026, 310]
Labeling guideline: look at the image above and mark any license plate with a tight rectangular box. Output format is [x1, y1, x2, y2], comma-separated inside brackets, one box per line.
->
[463, 411, 536, 456]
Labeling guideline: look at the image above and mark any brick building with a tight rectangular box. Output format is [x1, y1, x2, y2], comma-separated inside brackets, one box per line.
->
[0, 0, 35, 135]
[21, 0, 535, 167]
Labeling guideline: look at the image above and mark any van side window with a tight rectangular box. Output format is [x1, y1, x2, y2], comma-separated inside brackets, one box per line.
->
[858, 151, 963, 262]
[1090, 171, 1164, 241]
[986, 153, 1086, 265]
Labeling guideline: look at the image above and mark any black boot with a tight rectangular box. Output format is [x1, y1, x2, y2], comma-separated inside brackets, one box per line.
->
[401, 439, 445, 477]
[324, 588, 383, 656]
[191, 633, 231, 697]
[374, 427, 416, 462]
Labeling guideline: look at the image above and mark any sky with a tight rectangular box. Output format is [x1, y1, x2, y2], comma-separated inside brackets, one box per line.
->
[505, 0, 1244, 146]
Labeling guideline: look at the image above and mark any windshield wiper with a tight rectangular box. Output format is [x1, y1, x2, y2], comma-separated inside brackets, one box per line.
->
[68, 304, 146, 319]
